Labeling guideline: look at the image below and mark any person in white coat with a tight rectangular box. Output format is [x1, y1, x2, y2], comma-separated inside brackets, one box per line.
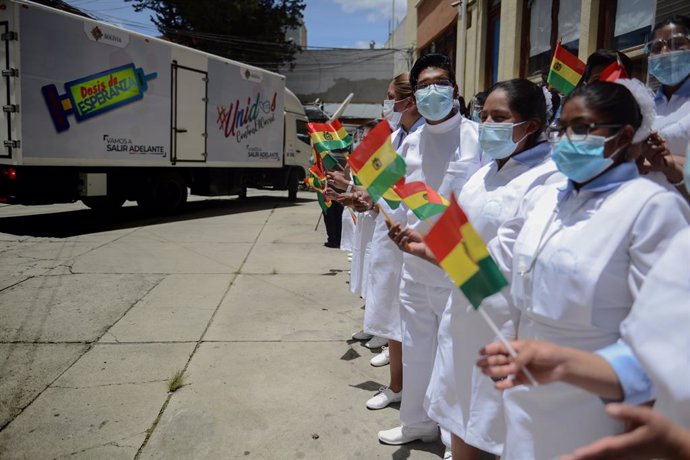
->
[639, 15, 690, 199]
[483, 80, 690, 459]
[477, 220, 690, 459]
[420, 79, 561, 459]
[378, 53, 483, 446]
[362, 73, 424, 410]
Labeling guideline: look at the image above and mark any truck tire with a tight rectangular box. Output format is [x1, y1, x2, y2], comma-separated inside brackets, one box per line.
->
[137, 173, 188, 212]
[287, 168, 299, 202]
[82, 196, 126, 211]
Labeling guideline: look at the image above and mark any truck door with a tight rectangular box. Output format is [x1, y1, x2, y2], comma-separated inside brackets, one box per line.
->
[171, 63, 207, 163]
[0, 20, 16, 159]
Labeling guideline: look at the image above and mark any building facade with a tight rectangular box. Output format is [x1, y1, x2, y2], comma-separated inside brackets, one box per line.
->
[416, 0, 690, 100]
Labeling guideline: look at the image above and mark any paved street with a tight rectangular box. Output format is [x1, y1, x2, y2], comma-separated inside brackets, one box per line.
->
[0, 191, 445, 459]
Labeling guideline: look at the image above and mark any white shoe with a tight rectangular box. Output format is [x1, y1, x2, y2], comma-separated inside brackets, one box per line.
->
[370, 346, 389, 367]
[364, 336, 388, 349]
[351, 330, 373, 341]
[366, 386, 401, 410]
[443, 449, 452, 460]
[377, 424, 439, 445]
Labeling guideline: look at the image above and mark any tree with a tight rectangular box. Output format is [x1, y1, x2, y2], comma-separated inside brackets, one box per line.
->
[127, 0, 306, 71]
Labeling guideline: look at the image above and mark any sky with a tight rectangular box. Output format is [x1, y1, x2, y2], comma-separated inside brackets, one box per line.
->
[65, 0, 408, 49]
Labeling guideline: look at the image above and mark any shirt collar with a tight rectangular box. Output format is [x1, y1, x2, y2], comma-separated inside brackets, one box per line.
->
[510, 141, 551, 168]
[654, 76, 690, 103]
[559, 161, 640, 195]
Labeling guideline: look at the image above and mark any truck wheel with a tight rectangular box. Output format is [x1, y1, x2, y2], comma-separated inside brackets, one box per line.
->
[82, 196, 126, 211]
[287, 168, 299, 202]
[137, 173, 188, 212]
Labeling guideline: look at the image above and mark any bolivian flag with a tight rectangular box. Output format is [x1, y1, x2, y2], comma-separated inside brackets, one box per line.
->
[308, 120, 353, 169]
[424, 195, 507, 308]
[599, 60, 628, 82]
[347, 120, 406, 203]
[547, 42, 585, 95]
[304, 176, 331, 215]
[309, 155, 327, 182]
[393, 181, 448, 221]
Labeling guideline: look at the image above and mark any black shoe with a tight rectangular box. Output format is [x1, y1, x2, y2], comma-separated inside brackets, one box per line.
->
[324, 242, 339, 248]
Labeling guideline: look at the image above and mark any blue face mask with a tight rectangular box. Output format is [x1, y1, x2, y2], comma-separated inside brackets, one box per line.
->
[415, 84, 454, 122]
[648, 49, 690, 86]
[470, 110, 481, 123]
[552, 134, 620, 183]
[479, 121, 529, 160]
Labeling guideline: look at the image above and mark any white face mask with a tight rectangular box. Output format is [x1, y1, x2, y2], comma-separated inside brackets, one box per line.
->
[382, 97, 410, 129]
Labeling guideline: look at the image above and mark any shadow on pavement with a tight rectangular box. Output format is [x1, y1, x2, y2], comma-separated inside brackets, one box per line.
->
[392, 441, 446, 459]
[0, 196, 314, 238]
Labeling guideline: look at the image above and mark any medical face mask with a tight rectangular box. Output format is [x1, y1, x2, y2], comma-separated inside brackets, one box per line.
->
[478, 121, 530, 160]
[415, 84, 454, 122]
[382, 98, 408, 129]
[648, 49, 690, 86]
[470, 110, 481, 123]
[552, 134, 621, 183]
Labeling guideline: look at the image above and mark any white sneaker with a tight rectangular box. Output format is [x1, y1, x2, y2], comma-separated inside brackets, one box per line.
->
[351, 330, 373, 341]
[366, 387, 402, 410]
[443, 449, 452, 459]
[377, 424, 439, 445]
[364, 336, 388, 349]
[370, 346, 389, 367]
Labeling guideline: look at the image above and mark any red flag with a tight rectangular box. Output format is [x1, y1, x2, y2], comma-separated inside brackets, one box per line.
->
[599, 60, 628, 82]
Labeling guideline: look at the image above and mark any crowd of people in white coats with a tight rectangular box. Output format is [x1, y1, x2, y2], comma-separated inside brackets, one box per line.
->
[320, 15, 690, 460]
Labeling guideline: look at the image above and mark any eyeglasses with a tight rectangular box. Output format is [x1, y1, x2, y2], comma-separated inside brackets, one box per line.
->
[546, 123, 623, 143]
[644, 34, 690, 55]
[414, 80, 453, 91]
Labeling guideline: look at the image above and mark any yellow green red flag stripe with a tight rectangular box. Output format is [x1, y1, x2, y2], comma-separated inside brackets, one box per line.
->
[423, 195, 508, 308]
[547, 42, 586, 96]
[307, 119, 353, 153]
[347, 120, 406, 203]
[393, 181, 448, 220]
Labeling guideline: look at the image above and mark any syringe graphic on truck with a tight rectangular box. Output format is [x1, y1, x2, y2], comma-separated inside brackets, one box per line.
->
[41, 63, 158, 132]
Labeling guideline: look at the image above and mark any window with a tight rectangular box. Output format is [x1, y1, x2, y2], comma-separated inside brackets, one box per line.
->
[523, 0, 581, 77]
[296, 119, 310, 145]
[485, 1, 501, 88]
[599, 0, 655, 50]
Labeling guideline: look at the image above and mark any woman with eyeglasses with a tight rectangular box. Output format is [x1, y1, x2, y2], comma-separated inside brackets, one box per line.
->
[640, 15, 690, 198]
[399, 79, 562, 460]
[482, 80, 690, 459]
[361, 73, 424, 411]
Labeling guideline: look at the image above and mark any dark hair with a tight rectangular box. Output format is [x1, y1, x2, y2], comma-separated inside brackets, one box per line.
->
[488, 79, 547, 146]
[409, 53, 456, 90]
[582, 49, 634, 83]
[652, 15, 690, 35]
[457, 95, 467, 117]
[566, 81, 642, 132]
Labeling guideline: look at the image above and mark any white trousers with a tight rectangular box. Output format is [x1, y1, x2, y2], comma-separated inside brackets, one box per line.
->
[399, 277, 452, 429]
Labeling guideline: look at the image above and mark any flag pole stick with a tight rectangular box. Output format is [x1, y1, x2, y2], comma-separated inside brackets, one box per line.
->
[377, 205, 395, 227]
[314, 212, 322, 231]
[477, 307, 539, 387]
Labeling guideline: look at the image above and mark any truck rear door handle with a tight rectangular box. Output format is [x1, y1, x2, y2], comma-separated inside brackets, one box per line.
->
[175, 128, 188, 133]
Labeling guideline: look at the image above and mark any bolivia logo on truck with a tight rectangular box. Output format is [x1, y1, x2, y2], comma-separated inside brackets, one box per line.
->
[41, 63, 158, 133]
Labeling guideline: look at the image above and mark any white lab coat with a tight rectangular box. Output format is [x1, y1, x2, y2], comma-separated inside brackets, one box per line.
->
[349, 210, 376, 298]
[425, 143, 561, 454]
[489, 164, 690, 460]
[398, 112, 484, 429]
[340, 207, 356, 252]
[363, 120, 424, 341]
[653, 77, 690, 157]
[621, 227, 690, 429]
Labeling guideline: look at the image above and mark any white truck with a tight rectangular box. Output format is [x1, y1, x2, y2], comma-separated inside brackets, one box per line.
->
[0, 0, 312, 211]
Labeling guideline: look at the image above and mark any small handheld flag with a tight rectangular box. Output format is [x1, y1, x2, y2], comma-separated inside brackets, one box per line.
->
[599, 59, 628, 82]
[347, 120, 406, 203]
[423, 195, 538, 385]
[393, 181, 449, 221]
[547, 42, 586, 95]
[308, 120, 352, 169]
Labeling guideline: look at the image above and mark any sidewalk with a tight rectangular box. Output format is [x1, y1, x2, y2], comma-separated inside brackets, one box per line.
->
[0, 193, 445, 459]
